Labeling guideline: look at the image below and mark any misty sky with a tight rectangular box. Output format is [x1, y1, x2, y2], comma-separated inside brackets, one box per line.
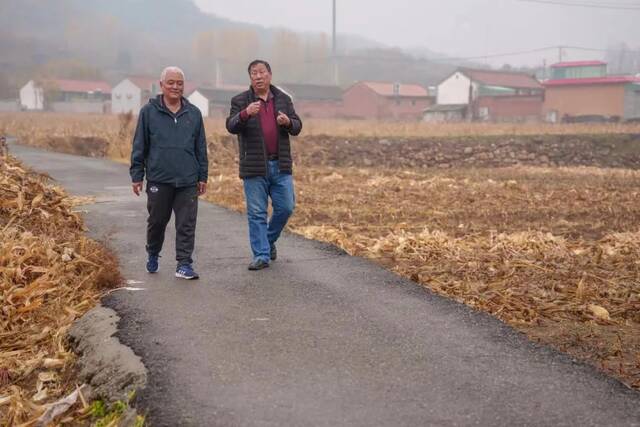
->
[194, 0, 640, 66]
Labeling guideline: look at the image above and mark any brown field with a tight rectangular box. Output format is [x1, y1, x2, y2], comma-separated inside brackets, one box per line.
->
[2, 112, 639, 391]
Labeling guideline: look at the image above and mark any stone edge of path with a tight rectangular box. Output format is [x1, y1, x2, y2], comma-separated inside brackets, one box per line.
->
[68, 306, 147, 419]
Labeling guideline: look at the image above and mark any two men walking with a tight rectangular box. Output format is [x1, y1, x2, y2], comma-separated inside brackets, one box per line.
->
[130, 61, 301, 277]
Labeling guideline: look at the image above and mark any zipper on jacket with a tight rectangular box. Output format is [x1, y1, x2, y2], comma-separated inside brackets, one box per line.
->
[252, 91, 269, 177]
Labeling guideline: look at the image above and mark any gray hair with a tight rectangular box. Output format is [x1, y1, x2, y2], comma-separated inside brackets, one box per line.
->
[160, 66, 185, 82]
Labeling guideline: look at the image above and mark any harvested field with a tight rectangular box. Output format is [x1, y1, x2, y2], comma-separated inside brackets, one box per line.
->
[0, 154, 121, 425]
[3, 112, 640, 148]
[2, 112, 639, 390]
[209, 162, 640, 389]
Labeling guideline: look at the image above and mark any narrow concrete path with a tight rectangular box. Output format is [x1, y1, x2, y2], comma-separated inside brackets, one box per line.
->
[12, 144, 640, 427]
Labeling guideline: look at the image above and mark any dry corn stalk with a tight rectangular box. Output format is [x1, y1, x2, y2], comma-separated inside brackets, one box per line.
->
[0, 155, 121, 425]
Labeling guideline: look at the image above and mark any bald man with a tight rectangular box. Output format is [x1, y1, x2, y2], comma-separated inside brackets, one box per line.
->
[130, 66, 208, 280]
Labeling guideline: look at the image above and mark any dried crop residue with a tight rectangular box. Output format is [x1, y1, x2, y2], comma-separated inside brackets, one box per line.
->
[206, 163, 640, 390]
[0, 155, 121, 425]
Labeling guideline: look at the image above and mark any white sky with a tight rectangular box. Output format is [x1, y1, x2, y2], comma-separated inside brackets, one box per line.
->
[194, 0, 640, 66]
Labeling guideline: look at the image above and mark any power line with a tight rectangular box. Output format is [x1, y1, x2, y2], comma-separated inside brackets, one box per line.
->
[425, 46, 559, 62]
[516, 0, 640, 10]
[566, 45, 640, 53]
[208, 45, 639, 67]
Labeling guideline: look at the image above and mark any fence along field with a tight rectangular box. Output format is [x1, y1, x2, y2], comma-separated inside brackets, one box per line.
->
[2, 112, 639, 391]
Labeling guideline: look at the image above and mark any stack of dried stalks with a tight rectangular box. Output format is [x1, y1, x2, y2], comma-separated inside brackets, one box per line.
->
[0, 155, 120, 425]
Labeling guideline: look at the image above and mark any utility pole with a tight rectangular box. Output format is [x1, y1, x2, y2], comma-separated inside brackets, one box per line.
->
[558, 46, 563, 63]
[332, 0, 336, 56]
[332, 0, 339, 85]
[215, 58, 222, 87]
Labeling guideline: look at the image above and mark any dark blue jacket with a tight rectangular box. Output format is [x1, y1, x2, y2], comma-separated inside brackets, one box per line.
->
[130, 96, 208, 187]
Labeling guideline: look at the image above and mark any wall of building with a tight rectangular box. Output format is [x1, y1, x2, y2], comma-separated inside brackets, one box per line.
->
[543, 84, 625, 119]
[624, 84, 640, 120]
[111, 79, 142, 114]
[51, 101, 107, 114]
[378, 97, 434, 121]
[295, 100, 343, 119]
[0, 100, 20, 112]
[342, 84, 380, 119]
[187, 91, 209, 117]
[422, 110, 465, 123]
[19, 80, 43, 110]
[550, 65, 606, 79]
[437, 72, 472, 105]
[476, 95, 543, 122]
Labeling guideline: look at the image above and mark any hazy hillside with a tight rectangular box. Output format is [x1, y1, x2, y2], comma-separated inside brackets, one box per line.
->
[0, 0, 457, 96]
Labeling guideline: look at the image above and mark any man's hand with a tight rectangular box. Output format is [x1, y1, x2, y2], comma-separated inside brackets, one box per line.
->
[132, 182, 143, 196]
[245, 101, 261, 117]
[197, 181, 207, 196]
[277, 111, 291, 127]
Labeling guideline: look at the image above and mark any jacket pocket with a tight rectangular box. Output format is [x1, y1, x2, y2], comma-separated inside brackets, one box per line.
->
[185, 148, 199, 170]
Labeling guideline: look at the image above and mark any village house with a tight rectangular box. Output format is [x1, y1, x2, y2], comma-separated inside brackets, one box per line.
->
[112, 77, 198, 114]
[188, 83, 343, 119]
[425, 68, 543, 123]
[342, 81, 434, 121]
[20, 79, 111, 113]
[187, 85, 246, 118]
[277, 83, 343, 119]
[111, 77, 160, 114]
[543, 61, 640, 122]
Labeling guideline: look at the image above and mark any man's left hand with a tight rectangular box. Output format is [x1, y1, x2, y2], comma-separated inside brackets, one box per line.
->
[198, 181, 207, 196]
[276, 111, 291, 127]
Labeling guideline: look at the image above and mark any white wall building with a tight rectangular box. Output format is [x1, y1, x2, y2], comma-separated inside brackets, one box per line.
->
[187, 90, 209, 117]
[436, 71, 474, 105]
[186, 86, 245, 118]
[111, 77, 159, 114]
[19, 80, 44, 110]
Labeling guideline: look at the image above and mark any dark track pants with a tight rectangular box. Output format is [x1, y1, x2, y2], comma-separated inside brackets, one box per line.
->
[146, 182, 198, 266]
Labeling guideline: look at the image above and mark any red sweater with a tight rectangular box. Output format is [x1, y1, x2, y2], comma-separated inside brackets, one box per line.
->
[240, 93, 278, 156]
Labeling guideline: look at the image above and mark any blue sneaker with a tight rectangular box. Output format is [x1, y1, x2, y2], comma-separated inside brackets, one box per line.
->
[175, 264, 199, 280]
[146, 255, 159, 273]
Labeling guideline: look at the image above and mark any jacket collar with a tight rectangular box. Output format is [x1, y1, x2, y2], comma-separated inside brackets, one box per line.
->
[150, 95, 191, 116]
[249, 84, 281, 101]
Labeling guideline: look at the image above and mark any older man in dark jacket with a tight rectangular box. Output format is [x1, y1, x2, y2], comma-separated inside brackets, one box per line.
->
[226, 60, 302, 270]
[130, 66, 208, 280]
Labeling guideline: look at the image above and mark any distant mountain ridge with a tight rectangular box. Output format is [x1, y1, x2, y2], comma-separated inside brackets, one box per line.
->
[0, 0, 456, 93]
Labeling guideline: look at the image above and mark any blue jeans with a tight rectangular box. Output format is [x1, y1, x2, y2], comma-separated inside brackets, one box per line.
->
[243, 160, 295, 262]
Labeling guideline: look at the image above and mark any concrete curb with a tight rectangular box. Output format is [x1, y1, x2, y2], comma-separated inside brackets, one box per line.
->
[68, 306, 147, 405]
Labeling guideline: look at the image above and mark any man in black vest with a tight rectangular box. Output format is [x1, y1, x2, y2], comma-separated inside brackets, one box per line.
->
[226, 60, 302, 270]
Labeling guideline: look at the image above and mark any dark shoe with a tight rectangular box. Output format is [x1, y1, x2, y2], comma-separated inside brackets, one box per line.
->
[248, 259, 269, 271]
[175, 264, 199, 280]
[270, 244, 277, 261]
[146, 254, 159, 273]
